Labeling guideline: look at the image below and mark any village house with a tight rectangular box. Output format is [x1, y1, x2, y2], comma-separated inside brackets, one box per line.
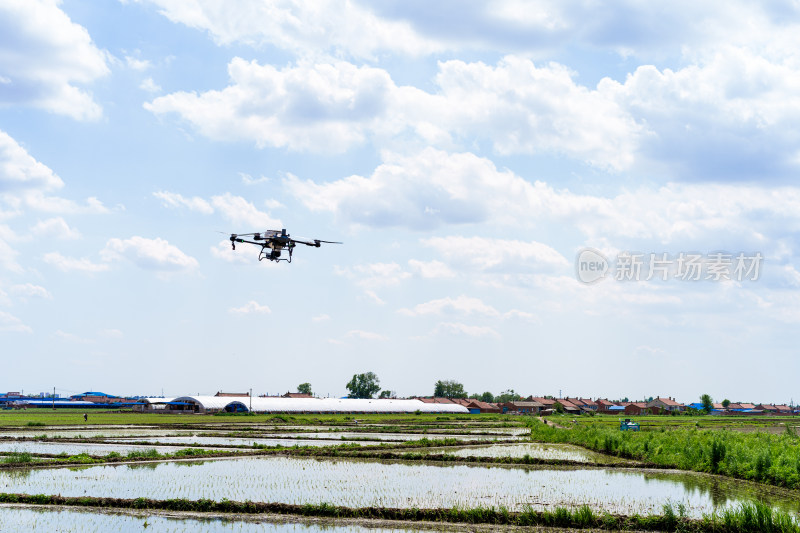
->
[554, 398, 582, 415]
[466, 400, 502, 414]
[647, 397, 686, 413]
[624, 402, 650, 416]
[499, 400, 543, 415]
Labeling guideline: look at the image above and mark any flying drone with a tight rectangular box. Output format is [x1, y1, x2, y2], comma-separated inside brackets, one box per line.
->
[228, 229, 341, 263]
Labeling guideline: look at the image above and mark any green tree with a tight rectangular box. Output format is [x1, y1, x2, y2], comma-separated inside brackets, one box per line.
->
[378, 390, 395, 399]
[433, 379, 467, 399]
[346, 372, 381, 399]
[297, 383, 312, 396]
[479, 391, 495, 403]
[700, 393, 713, 413]
[722, 398, 731, 408]
[495, 389, 522, 403]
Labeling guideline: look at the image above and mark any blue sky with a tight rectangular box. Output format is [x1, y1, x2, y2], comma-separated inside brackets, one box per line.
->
[2, 0, 799, 403]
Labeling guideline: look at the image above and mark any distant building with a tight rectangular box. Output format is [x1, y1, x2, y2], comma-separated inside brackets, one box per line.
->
[624, 402, 650, 416]
[465, 400, 502, 414]
[282, 392, 313, 398]
[416, 397, 459, 404]
[755, 404, 779, 414]
[647, 397, 686, 413]
[554, 399, 581, 414]
[69, 392, 136, 404]
[499, 401, 543, 414]
[595, 399, 618, 414]
[529, 397, 557, 409]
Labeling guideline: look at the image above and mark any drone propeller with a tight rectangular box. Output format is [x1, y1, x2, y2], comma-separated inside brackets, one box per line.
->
[291, 236, 343, 247]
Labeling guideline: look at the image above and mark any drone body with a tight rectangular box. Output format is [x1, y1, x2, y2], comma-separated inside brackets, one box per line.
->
[229, 229, 341, 263]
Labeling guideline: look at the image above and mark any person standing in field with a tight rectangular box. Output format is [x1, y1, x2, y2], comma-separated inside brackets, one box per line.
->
[83, 413, 87, 422]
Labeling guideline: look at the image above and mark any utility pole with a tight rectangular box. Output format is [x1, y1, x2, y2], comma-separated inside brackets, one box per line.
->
[52, 387, 55, 410]
[249, 388, 252, 412]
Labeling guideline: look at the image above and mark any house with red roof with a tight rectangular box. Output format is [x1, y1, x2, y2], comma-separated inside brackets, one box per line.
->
[647, 397, 686, 413]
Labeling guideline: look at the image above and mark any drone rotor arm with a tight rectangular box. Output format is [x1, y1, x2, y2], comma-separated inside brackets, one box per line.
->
[290, 238, 318, 247]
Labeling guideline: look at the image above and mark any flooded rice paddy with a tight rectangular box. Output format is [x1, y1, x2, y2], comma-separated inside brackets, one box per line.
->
[0, 428, 200, 438]
[106, 435, 386, 447]
[0, 506, 436, 533]
[2, 455, 798, 517]
[0, 440, 226, 456]
[413, 442, 631, 464]
[2, 416, 799, 529]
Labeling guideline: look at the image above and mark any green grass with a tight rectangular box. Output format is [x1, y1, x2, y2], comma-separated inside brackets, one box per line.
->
[529, 417, 800, 489]
[1, 451, 34, 464]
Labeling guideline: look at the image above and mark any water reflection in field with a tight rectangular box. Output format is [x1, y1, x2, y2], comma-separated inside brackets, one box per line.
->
[414, 442, 629, 464]
[107, 436, 385, 447]
[1, 456, 798, 517]
[0, 507, 436, 533]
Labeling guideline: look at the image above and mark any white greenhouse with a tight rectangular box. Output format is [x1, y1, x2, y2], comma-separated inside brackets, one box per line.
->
[143, 396, 469, 414]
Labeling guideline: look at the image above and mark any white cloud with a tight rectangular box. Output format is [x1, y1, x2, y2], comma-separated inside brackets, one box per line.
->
[10, 283, 51, 299]
[503, 309, 540, 323]
[345, 329, 388, 341]
[0, 228, 23, 273]
[153, 191, 213, 214]
[400, 295, 540, 325]
[430, 322, 499, 338]
[210, 240, 252, 264]
[22, 193, 110, 215]
[98, 328, 123, 339]
[424, 56, 640, 169]
[146, 59, 395, 153]
[336, 262, 411, 291]
[30, 217, 81, 239]
[286, 149, 544, 229]
[408, 259, 456, 279]
[635, 345, 668, 358]
[601, 46, 800, 179]
[100, 236, 198, 272]
[146, 57, 637, 168]
[132, 0, 440, 59]
[55, 330, 94, 344]
[140, 77, 161, 93]
[44, 252, 109, 273]
[423, 236, 569, 273]
[0, 0, 108, 120]
[291, 146, 800, 253]
[399, 295, 500, 317]
[312, 314, 330, 322]
[239, 173, 269, 186]
[125, 55, 151, 71]
[0, 310, 32, 333]
[229, 300, 271, 314]
[0, 130, 63, 192]
[146, 46, 800, 179]
[211, 193, 281, 229]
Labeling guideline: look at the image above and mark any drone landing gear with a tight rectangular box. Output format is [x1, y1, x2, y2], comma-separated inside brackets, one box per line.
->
[259, 245, 293, 263]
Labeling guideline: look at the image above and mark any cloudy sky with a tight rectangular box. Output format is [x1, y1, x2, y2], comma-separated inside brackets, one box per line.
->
[2, 0, 799, 403]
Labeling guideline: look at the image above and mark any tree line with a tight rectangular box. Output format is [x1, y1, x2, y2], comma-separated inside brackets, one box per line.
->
[294, 374, 522, 402]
